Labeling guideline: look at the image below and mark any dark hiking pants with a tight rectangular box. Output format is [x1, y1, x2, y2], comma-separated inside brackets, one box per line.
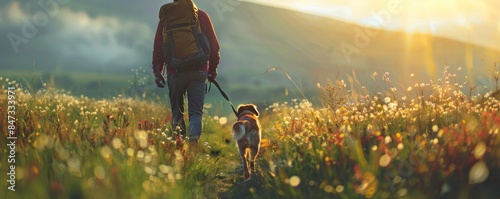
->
[167, 70, 207, 141]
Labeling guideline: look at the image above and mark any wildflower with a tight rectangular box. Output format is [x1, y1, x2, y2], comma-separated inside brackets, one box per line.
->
[324, 185, 334, 193]
[384, 97, 391, 103]
[137, 150, 145, 160]
[390, 148, 398, 158]
[67, 157, 81, 177]
[432, 125, 439, 132]
[126, 148, 135, 157]
[441, 183, 451, 194]
[112, 138, 123, 149]
[139, 139, 148, 149]
[367, 124, 373, 131]
[336, 185, 344, 193]
[289, 176, 300, 187]
[397, 143, 404, 150]
[144, 166, 154, 175]
[398, 188, 408, 197]
[379, 154, 391, 167]
[219, 117, 228, 125]
[469, 161, 489, 184]
[34, 134, 50, 152]
[432, 138, 439, 145]
[393, 176, 402, 184]
[144, 154, 152, 163]
[159, 165, 172, 174]
[484, 92, 492, 98]
[384, 136, 392, 144]
[94, 166, 106, 179]
[473, 142, 486, 159]
[100, 146, 112, 160]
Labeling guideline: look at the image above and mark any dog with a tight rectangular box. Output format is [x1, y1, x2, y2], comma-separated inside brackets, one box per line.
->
[232, 104, 261, 180]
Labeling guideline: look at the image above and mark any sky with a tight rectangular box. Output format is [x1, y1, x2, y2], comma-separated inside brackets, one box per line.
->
[0, 0, 160, 72]
[0, 0, 498, 73]
[244, 0, 500, 51]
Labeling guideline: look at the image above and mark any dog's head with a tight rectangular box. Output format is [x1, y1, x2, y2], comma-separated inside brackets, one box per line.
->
[237, 104, 259, 117]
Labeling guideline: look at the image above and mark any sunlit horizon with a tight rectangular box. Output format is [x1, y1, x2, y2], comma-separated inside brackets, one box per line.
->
[244, 0, 500, 52]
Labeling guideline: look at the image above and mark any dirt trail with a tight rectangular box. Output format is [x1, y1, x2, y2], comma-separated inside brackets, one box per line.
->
[214, 162, 266, 199]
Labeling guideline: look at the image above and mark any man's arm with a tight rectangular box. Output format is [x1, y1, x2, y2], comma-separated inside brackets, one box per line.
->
[199, 11, 220, 73]
[152, 22, 165, 76]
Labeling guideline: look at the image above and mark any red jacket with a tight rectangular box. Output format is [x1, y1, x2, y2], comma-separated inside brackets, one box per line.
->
[152, 10, 220, 75]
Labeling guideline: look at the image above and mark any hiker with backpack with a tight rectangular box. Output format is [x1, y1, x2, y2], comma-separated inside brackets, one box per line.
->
[152, 0, 220, 145]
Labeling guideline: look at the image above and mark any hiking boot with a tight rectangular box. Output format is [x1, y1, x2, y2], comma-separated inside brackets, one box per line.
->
[188, 138, 198, 145]
[187, 138, 200, 153]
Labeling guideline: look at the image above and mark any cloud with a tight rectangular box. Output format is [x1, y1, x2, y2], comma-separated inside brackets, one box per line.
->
[4, 1, 26, 24]
[53, 8, 153, 67]
[0, 1, 155, 70]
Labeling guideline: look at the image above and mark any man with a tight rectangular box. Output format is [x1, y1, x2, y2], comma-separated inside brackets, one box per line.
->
[152, 0, 220, 144]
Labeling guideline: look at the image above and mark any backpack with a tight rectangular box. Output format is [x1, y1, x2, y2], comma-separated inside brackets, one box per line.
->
[159, 0, 210, 71]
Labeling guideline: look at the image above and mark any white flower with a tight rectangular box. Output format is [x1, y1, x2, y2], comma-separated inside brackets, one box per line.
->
[473, 142, 486, 159]
[100, 146, 112, 159]
[469, 161, 489, 184]
[432, 125, 439, 132]
[384, 97, 391, 103]
[289, 176, 301, 187]
[384, 136, 392, 144]
[336, 185, 344, 193]
[112, 138, 123, 149]
[397, 143, 404, 150]
[379, 154, 391, 167]
[219, 117, 228, 125]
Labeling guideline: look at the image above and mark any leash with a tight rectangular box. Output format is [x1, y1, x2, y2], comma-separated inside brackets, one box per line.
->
[208, 77, 238, 117]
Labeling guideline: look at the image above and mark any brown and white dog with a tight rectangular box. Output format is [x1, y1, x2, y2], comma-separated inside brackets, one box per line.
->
[232, 104, 261, 180]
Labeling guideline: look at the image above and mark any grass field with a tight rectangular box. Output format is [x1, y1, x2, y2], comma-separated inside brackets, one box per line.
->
[1, 65, 499, 198]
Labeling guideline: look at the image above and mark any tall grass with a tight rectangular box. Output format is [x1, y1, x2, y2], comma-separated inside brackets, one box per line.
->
[255, 65, 500, 199]
[1, 64, 499, 199]
[0, 80, 232, 199]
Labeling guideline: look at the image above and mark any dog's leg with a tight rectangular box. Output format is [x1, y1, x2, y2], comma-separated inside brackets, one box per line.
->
[239, 146, 251, 180]
[250, 146, 259, 172]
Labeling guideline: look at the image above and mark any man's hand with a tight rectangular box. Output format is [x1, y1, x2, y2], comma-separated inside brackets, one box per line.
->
[155, 74, 166, 88]
[207, 71, 217, 82]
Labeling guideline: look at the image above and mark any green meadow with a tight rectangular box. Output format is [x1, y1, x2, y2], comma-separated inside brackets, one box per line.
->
[1, 65, 499, 199]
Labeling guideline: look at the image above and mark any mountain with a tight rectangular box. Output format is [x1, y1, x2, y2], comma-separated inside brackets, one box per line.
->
[209, 2, 500, 92]
[1, 1, 499, 103]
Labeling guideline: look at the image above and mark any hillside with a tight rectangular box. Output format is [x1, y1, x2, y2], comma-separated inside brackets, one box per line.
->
[212, 2, 500, 91]
[1, 1, 499, 106]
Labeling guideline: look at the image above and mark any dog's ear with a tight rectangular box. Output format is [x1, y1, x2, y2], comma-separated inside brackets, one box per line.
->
[238, 104, 259, 117]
